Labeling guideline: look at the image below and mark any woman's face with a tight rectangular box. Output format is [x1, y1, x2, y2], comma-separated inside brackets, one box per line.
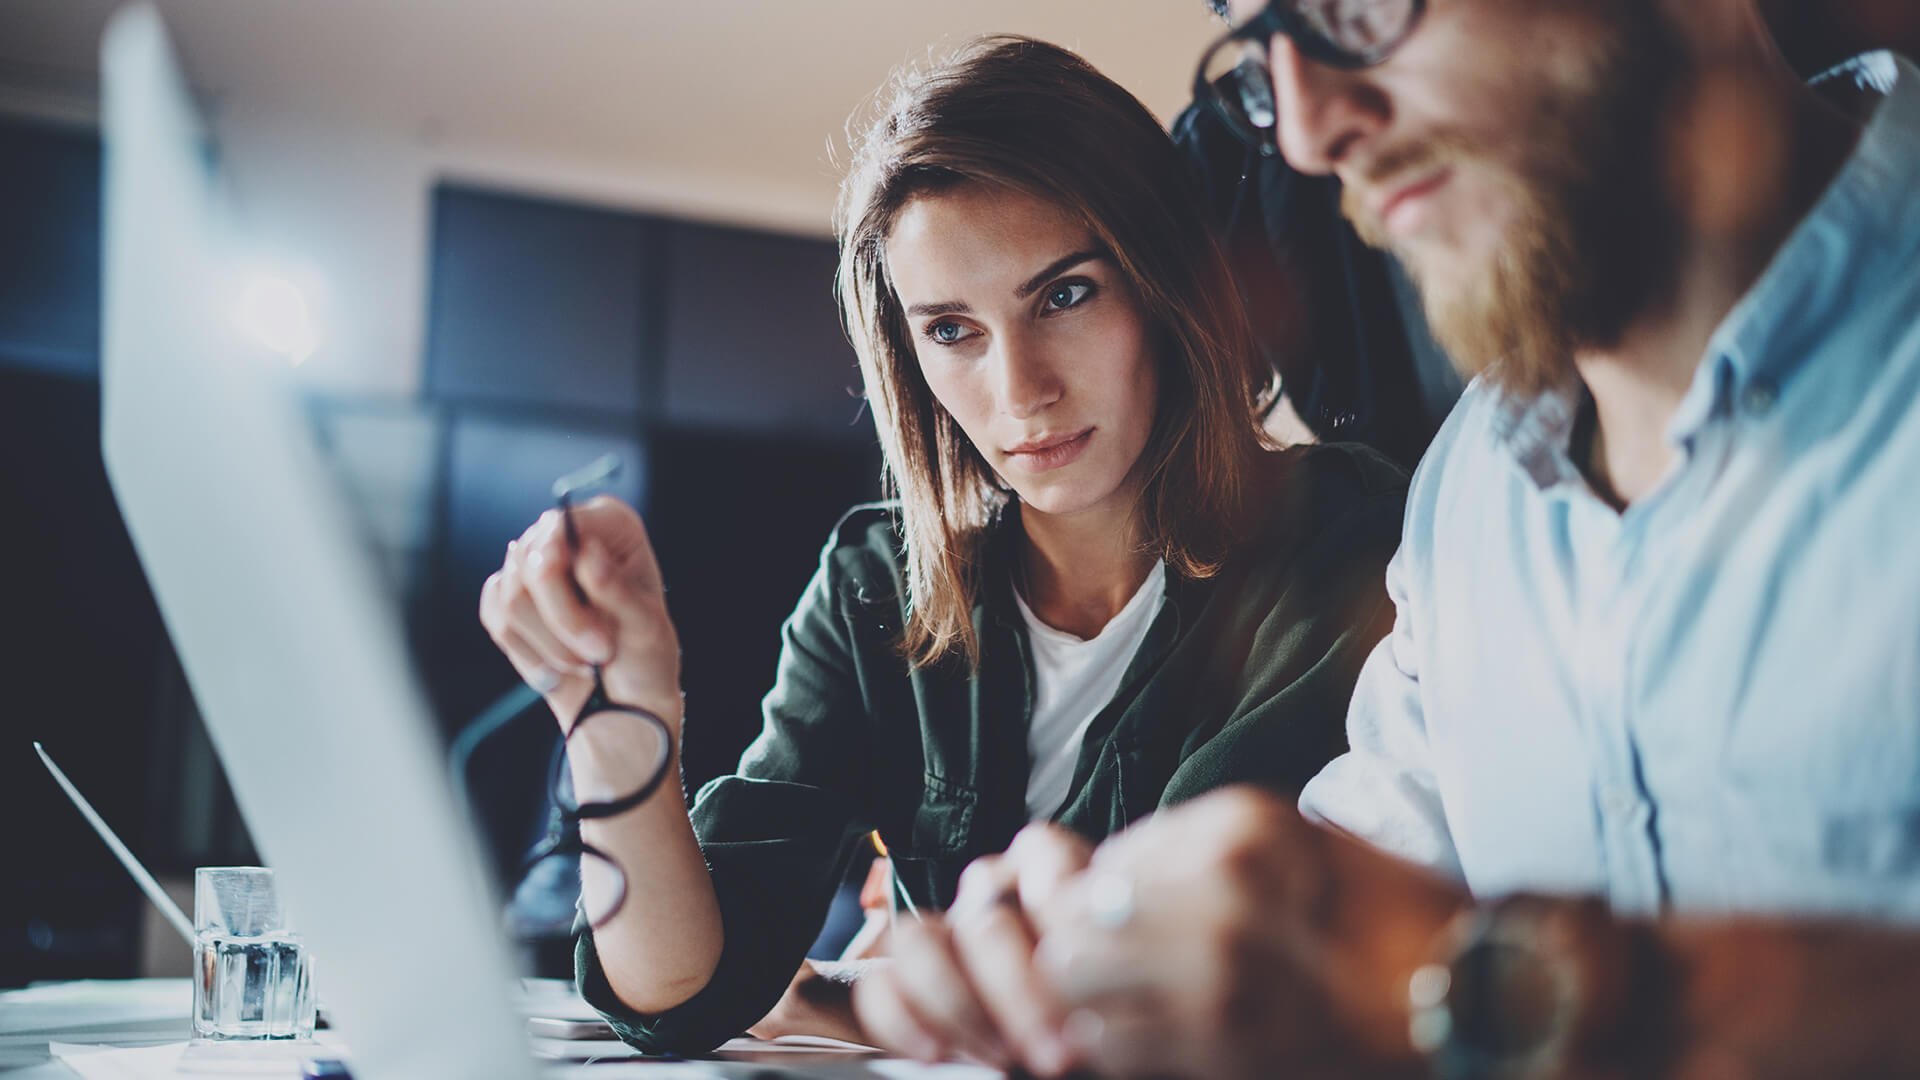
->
[886, 184, 1161, 523]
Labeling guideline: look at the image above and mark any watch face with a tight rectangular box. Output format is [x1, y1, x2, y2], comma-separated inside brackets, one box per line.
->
[1451, 939, 1566, 1061]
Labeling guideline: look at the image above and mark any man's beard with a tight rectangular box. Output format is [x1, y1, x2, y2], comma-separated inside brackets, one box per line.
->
[1342, 19, 1675, 400]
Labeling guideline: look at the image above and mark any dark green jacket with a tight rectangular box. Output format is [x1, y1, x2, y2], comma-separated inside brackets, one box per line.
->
[579, 443, 1406, 1052]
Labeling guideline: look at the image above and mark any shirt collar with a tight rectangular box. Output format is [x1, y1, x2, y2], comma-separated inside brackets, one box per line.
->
[1488, 379, 1589, 493]
[1674, 51, 1920, 444]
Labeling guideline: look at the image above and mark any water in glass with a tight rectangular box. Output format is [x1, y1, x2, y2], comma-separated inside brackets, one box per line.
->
[193, 931, 316, 1040]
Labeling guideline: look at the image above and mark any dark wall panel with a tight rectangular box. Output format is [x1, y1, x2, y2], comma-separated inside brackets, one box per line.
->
[1, 369, 156, 983]
[662, 222, 866, 437]
[425, 186, 652, 412]
[0, 121, 101, 377]
[647, 428, 883, 795]
[442, 413, 648, 602]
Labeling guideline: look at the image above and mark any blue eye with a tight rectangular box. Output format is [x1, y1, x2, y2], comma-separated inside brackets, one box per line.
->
[925, 320, 978, 346]
[1043, 281, 1093, 311]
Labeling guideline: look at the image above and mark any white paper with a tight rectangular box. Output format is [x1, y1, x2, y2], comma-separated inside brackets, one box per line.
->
[721, 1035, 880, 1054]
[539, 1065, 727, 1079]
[51, 1036, 350, 1080]
[865, 1062, 1002, 1080]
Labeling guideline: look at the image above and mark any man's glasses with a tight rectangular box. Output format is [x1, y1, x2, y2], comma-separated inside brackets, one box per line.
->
[468, 454, 677, 938]
[1194, 0, 1426, 155]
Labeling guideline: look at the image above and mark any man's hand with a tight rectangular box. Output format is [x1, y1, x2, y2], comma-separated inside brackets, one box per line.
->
[1029, 787, 1468, 1080]
[851, 824, 1094, 1072]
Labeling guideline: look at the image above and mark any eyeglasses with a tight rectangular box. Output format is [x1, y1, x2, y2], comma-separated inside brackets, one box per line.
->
[1193, 0, 1427, 155]
[472, 454, 677, 938]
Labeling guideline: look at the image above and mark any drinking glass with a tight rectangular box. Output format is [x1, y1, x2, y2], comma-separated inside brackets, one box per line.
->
[192, 866, 317, 1041]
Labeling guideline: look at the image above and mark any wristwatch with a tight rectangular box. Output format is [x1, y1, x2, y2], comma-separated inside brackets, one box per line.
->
[1406, 896, 1647, 1080]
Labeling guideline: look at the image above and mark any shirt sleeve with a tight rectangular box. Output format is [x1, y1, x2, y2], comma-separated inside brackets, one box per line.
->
[1160, 453, 1402, 802]
[576, 537, 876, 1055]
[1297, 536, 1465, 882]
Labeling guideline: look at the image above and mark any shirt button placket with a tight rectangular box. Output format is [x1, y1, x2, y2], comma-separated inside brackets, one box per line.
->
[1596, 517, 1665, 915]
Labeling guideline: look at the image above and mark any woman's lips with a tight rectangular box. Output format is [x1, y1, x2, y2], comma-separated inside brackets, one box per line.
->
[1004, 428, 1093, 473]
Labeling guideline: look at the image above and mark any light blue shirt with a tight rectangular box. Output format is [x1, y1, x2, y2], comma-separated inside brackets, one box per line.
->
[1299, 53, 1920, 920]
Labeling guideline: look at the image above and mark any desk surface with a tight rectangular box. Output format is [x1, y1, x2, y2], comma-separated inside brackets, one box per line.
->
[0, 980, 980, 1079]
[0, 980, 188, 1078]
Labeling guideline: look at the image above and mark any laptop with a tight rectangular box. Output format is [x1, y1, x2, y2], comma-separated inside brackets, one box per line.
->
[98, 7, 888, 1078]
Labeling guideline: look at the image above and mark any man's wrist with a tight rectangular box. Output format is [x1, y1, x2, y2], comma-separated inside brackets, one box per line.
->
[1407, 895, 1680, 1080]
[1556, 904, 1677, 1080]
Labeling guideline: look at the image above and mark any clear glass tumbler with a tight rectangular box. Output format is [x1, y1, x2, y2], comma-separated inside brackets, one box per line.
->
[192, 866, 317, 1041]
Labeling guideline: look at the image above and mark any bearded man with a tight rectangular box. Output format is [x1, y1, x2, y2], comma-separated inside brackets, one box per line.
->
[849, 2, 1920, 1077]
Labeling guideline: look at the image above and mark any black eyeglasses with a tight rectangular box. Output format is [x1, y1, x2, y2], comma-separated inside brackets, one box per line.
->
[1194, 0, 1426, 155]
[478, 454, 676, 938]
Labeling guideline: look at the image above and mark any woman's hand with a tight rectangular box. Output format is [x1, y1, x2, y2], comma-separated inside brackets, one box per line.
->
[478, 495, 684, 730]
[851, 825, 1093, 1073]
[748, 959, 881, 1045]
[480, 496, 721, 1018]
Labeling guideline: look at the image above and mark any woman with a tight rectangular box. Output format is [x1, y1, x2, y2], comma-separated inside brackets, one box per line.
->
[478, 35, 1405, 1055]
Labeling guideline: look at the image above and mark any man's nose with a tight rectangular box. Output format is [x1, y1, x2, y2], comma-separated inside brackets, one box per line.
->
[1267, 35, 1386, 175]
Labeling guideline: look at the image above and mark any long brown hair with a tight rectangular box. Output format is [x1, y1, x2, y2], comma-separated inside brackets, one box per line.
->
[836, 35, 1272, 670]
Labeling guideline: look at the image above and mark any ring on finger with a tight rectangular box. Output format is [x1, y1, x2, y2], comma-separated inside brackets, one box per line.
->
[1086, 872, 1135, 930]
[1063, 1008, 1105, 1054]
[525, 667, 561, 695]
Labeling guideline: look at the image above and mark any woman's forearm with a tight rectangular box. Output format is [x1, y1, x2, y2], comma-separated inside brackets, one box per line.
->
[575, 742, 724, 1017]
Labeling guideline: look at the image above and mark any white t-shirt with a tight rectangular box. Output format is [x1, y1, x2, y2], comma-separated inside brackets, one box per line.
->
[1015, 561, 1168, 821]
